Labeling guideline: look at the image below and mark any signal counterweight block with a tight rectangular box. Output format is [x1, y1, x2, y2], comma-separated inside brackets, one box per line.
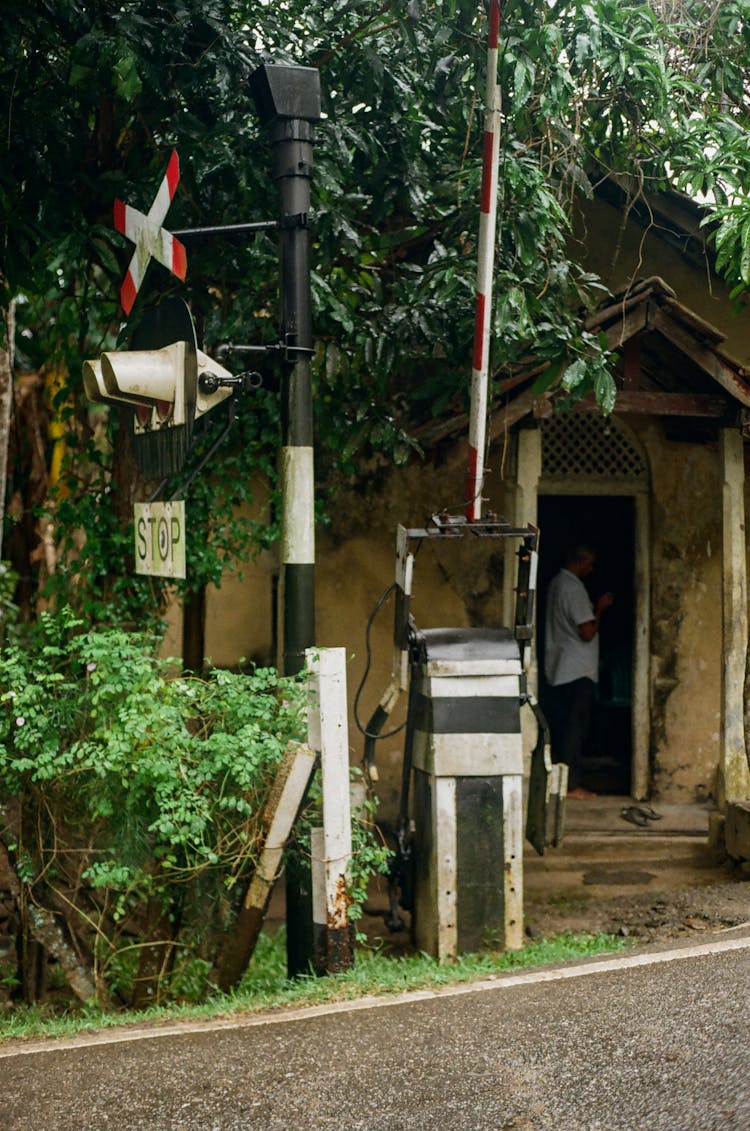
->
[410, 627, 524, 960]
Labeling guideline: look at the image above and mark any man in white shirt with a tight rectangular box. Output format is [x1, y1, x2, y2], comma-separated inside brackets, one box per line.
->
[544, 544, 613, 799]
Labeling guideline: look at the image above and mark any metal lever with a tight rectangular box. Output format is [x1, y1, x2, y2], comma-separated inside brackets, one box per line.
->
[198, 370, 263, 395]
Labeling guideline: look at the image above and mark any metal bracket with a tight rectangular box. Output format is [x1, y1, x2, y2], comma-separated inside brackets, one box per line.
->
[215, 337, 313, 366]
[198, 370, 263, 395]
[405, 512, 539, 548]
[279, 211, 310, 230]
[284, 345, 315, 361]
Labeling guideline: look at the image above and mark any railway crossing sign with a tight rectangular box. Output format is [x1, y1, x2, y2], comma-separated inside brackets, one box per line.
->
[114, 150, 187, 315]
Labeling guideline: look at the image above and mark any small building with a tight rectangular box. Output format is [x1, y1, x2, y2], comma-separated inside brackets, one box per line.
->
[172, 181, 750, 830]
[488, 273, 750, 809]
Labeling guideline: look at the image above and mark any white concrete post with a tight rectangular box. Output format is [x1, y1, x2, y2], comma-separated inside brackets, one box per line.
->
[502, 429, 541, 628]
[502, 773, 524, 950]
[720, 429, 750, 803]
[504, 428, 542, 781]
[434, 777, 458, 961]
[214, 741, 316, 992]
[306, 647, 354, 971]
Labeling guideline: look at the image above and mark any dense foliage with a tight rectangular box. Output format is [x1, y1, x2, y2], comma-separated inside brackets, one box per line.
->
[0, 610, 389, 1006]
[3, 0, 750, 620]
[0, 609, 303, 1002]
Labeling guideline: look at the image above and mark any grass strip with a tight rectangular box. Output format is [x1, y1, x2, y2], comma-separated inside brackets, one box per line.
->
[0, 928, 626, 1045]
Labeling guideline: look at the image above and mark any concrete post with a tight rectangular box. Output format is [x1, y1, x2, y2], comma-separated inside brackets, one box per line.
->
[503, 428, 541, 627]
[307, 647, 354, 972]
[720, 428, 750, 803]
[503, 428, 541, 778]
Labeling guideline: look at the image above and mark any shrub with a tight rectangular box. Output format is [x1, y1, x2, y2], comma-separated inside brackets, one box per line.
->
[0, 608, 307, 1007]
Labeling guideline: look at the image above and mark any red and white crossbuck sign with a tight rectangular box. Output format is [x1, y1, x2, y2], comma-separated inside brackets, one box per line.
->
[114, 150, 187, 315]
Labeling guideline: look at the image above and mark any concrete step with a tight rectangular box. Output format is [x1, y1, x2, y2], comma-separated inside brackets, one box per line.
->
[524, 834, 727, 898]
[526, 833, 713, 864]
[562, 798, 711, 837]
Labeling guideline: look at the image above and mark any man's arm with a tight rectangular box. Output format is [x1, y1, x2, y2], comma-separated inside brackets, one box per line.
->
[578, 592, 614, 642]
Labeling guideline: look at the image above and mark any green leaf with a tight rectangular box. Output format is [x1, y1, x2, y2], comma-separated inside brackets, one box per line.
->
[594, 367, 617, 416]
[113, 52, 142, 101]
[740, 237, 750, 287]
[512, 58, 535, 111]
[575, 33, 592, 66]
[532, 356, 565, 395]
[562, 358, 588, 390]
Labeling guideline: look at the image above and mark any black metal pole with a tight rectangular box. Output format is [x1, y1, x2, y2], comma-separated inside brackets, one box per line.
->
[250, 63, 321, 976]
[274, 115, 316, 677]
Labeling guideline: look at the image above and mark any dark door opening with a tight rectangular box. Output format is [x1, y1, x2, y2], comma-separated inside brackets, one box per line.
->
[537, 495, 635, 796]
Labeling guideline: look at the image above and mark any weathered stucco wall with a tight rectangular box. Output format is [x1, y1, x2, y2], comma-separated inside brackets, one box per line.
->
[164, 417, 732, 814]
[314, 459, 516, 816]
[572, 196, 750, 366]
[640, 420, 723, 801]
[162, 491, 276, 669]
[163, 457, 520, 820]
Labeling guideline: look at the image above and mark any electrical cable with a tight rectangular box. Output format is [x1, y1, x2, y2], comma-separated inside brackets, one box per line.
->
[352, 581, 409, 742]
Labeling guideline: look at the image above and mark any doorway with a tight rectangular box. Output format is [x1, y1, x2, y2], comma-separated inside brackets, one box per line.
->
[536, 495, 635, 795]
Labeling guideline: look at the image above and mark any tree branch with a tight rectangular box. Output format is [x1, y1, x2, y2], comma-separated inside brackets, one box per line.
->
[313, 1, 394, 68]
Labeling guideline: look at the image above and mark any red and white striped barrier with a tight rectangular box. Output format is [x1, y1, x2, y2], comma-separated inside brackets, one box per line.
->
[466, 0, 502, 522]
[114, 150, 187, 315]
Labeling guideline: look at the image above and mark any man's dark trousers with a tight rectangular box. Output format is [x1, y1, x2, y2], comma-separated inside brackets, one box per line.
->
[547, 677, 595, 791]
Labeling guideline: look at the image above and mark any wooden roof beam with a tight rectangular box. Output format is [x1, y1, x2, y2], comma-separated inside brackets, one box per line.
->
[650, 309, 750, 407]
[531, 390, 734, 421]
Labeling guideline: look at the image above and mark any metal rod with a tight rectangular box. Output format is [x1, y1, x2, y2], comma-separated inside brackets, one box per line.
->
[169, 399, 237, 501]
[171, 220, 279, 237]
[218, 343, 278, 356]
[466, 0, 502, 522]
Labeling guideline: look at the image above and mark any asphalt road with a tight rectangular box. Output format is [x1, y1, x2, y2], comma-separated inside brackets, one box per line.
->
[2, 931, 750, 1130]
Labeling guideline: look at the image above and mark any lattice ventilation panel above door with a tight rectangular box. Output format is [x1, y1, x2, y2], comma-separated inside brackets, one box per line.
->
[541, 413, 648, 481]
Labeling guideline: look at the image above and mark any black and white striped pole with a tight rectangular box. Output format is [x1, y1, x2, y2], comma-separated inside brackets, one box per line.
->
[250, 63, 321, 677]
[250, 63, 321, 975]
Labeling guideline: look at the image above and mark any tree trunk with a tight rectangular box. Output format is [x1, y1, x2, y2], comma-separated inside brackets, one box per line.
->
[130, 893, 183, 1010]
[182, 583, 206, 673]
[0, 839, 97, 1005]
[0, 300, 16, 559]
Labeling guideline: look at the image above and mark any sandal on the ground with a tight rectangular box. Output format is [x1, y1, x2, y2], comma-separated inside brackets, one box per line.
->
[620, 805, 649, 827]
[636, 804, 662, 821]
